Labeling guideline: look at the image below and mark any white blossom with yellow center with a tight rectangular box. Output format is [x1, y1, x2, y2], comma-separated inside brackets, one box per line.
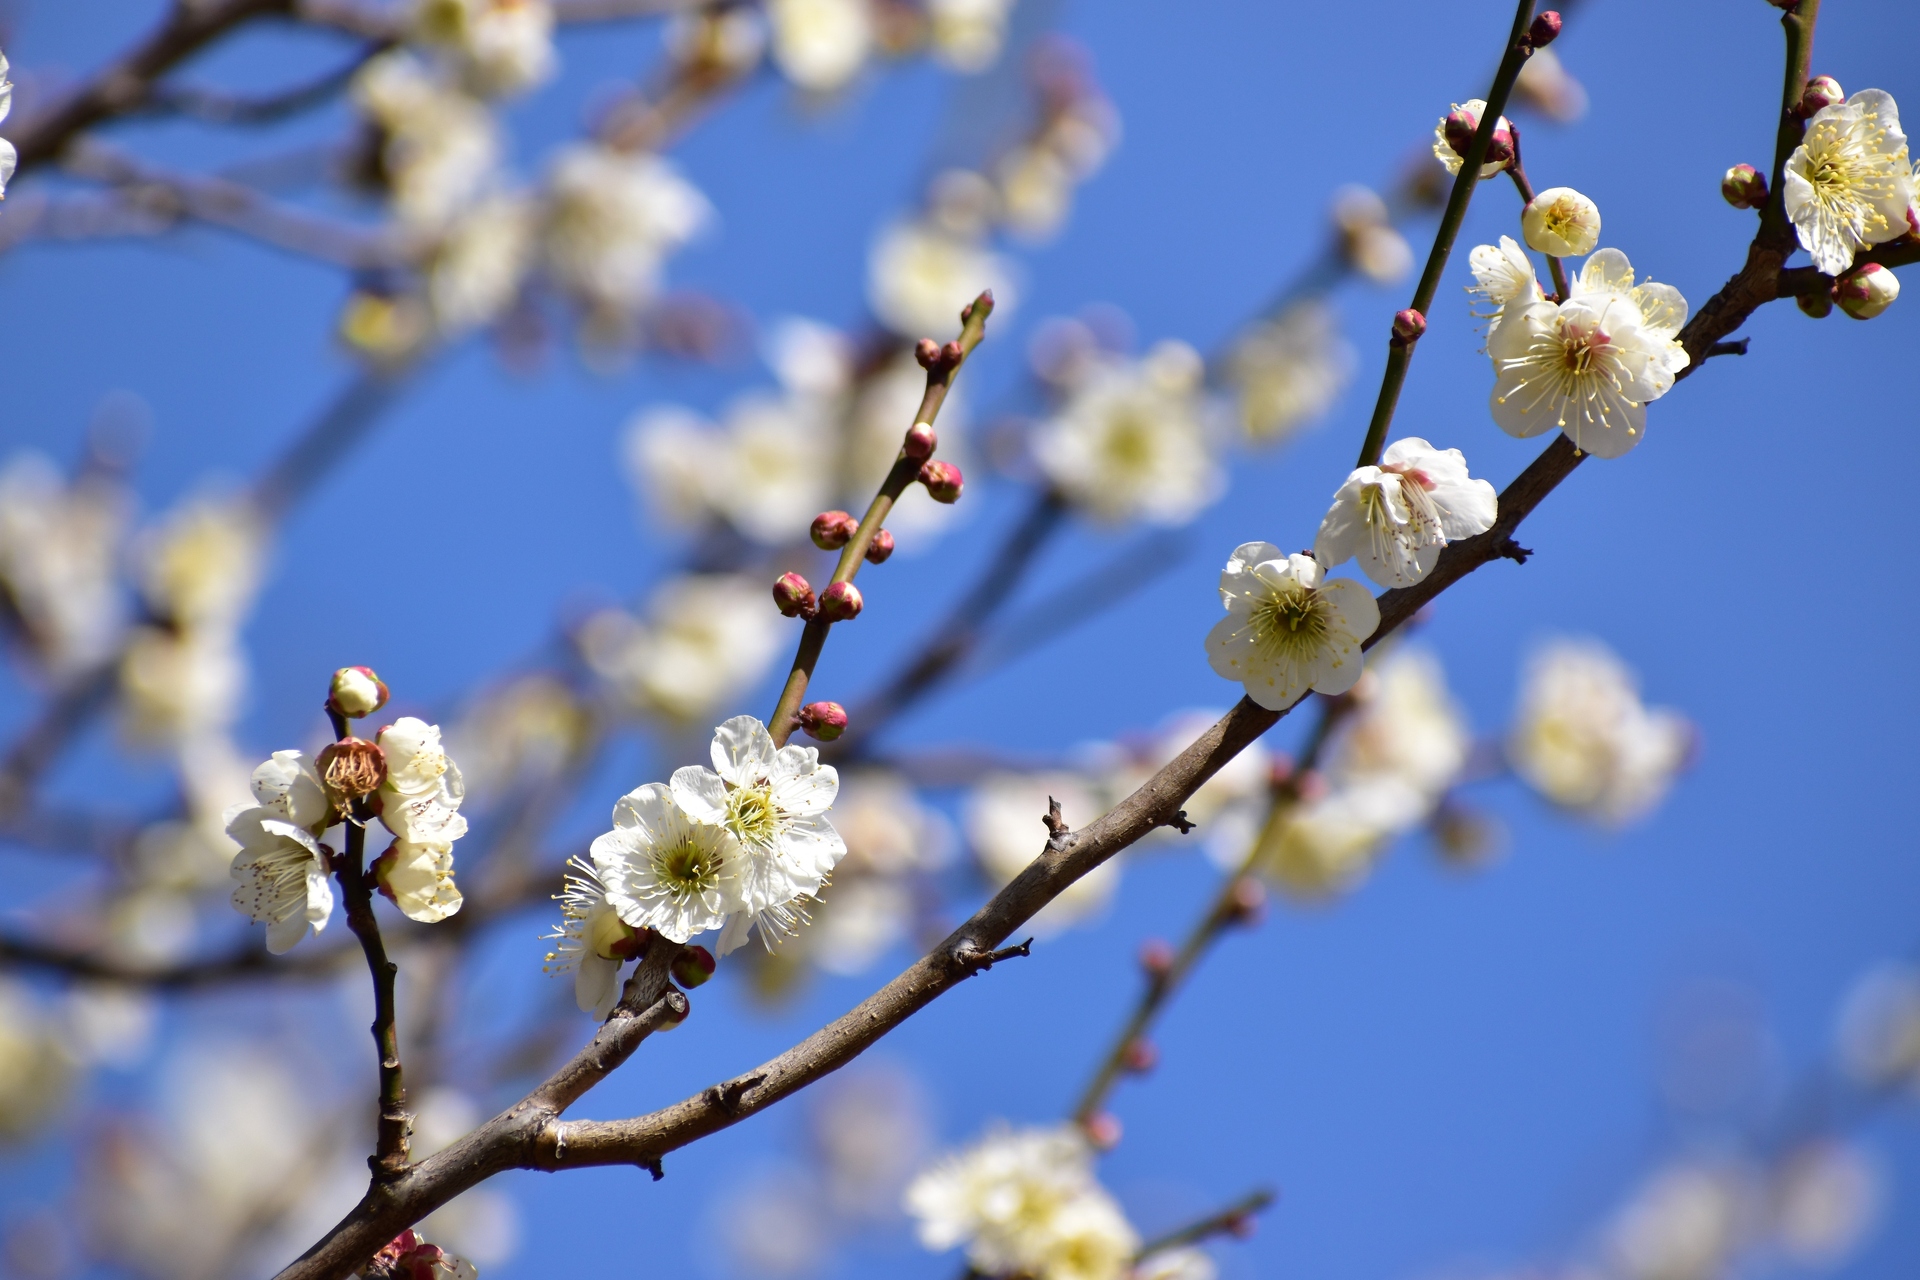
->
[767, 0, 871, 92]
[1431, 98, 1511, 178]
[542, 857, 641, 1019]
[867, 218, 1018, 338]
[412, 0, 555, 97]
[352, 52, 501, 230]
[1224, 299, 1355, 443]
[541, 143, 711, 316]
[1031, 341, 1221, 525]
[225, 751, 334, 953]
[1313, 437, 1497, 588]
[377, 717, 470, 845]
[375, 840, 463, 923]
[1784, 89, 1913, 277]
[1521, 186, 1602, 258]
[1205, 544, 1378, 710]
[671, 715, 845, 954]
[591, 780, 745, 945]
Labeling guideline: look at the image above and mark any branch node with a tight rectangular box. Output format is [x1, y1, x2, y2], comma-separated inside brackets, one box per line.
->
[705, 1072, 766, 1115]
[1706, 338, 1751, 359]
[951, 936, 1034, 977]
[642, 1157, 664, 1181]
[1496, 538, 1533, 564]
[1162, 808, 1195, 835]
[1042, 797, 1077, 851]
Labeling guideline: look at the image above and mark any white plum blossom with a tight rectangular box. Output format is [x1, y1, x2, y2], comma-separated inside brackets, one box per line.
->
[767, 0, 872, 93]
[1032, 341, 1221, 525]
[136, 498, 264, 630]
[966, 772, 1116, 936]
[1205, 543, 1379, 710]
[1467, 235, 1544, 343]
[411, 0, 556, 97]
[1135, 1249, 1218, 1280]
[0, 452, 130, 677]
[542, 143, 712, 318]
[1432, 98, 1512, 178]
[1508, 638, 1692, 825]
[353, 52, 501, 230]
[590, 781, 744, 944]
[670, 716, 846, 953]
[427, 191, 536, 331]
[374, 840, 463, 923]
[578, 574, 783, 724]
[868, 218, 1017, 338]
[1224, 300, 1356, 443]
[1521, 186, 1602, 258]
[1770, 1141, 1882, 1267]
[1256, 779, 1410, 899]
[928, 0, 1015, 73]
[0, 50, 15, 198]
[376, 717, 470, 846]
[542, 857, 642, 1019]
[1329, 647, 1472, 802]
[1489, 248, 1688, 458]
[225, 751, 334, 953]
[1608, 1163, 1752, 1280]
[119, 626, 246, 741]
[1784, 89, 1914, 276]
[1513, 46, 1589, 123]
[623, 391, 836, 543]
[1314, 437, 1496, 588]
[905, 1124, 1137, 1280]
[1835, 963, 1920, 1090]
[1331, 185, 1414, 285]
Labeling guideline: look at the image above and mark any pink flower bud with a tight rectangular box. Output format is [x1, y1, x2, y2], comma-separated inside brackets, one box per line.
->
[1835, 262, 1899, 319]
[671, 943, 716, 989]
[1484, 119, 1516, 167]
[817, 581, 863, 622]
[1391, 308, 1427, 343]
[798, 701, 848, 741]
[1800, 75, 1844, 116]
[1121, 1038, 1159, 1074]
[903, 422, 937, 460]
[865, 529, 895, 564]
[1223, 875, 1267, 926]
[1796, 289, 1833, 319]
[810, 510, 858, 550]
[328, 665, 389, 718]
[918, 460, 964, 504]
[914, 337, 942, 368]
[1083, 1112, 1123, 1151]
[1527, 10, 1562, 46]
[960, 290, 994, 324]
[1720, 164, 1768, 209]
[1443, 106, 1513, 172]
[1138, 937, 1175, 980]
[772, 572, 817, 618]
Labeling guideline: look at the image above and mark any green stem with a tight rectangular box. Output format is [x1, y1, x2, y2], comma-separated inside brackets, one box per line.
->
[1355, 0, 1538, 469]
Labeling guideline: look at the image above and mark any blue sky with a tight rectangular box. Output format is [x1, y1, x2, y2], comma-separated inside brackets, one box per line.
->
[2, 1, 1918, 1278]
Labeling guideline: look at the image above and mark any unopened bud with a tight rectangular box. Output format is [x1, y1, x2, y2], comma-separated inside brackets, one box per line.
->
[817, 581, 863, 622]
[865, 529, 895, 564]
[1391, 308, 1427, 343]
[1720, 164, 1768, 209]
[1121, 1038, 1159, 1074]
[328, 666, 389, 718]
[671, 943, 716, 989]
[960, 289, 995, 324]
[772, 571, 817, 618]
[1800, 75, 1844, 116]
[1527, 10, 1561, 46]
[810, 510, 858, 550]
[797, 701, 848, 741]
[1443, 106, 1513, 172]
[903, 422, 937, 460]
[1083, 1112, 1123, 1151]
[586, 908, 648, 961]
[1484, 119, 1515, 167]
[318, 737, 386, 802]
[1223, 875, 1267, 926]
[1138, 938, 1175, 980]
[1835, 262, 1899, 319]
[1796, 288, 1833, 319]
[914, 337, 941, 368]
[918, 460, 964, 503]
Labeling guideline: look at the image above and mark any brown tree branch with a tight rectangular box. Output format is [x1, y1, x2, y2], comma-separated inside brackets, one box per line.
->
[334, 817, 413, 1181]
[1134, 1187, 1276, 1261]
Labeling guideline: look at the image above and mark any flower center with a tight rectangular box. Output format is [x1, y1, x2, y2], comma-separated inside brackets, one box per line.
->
[1248, 587, 1331, 660]
[1559, 325, 1610, 375]
[1541, 198, 1584, 238]
[727, 783, 781, 846]
[1104, 412, 1156, 471]
[657, 834, 720, 891]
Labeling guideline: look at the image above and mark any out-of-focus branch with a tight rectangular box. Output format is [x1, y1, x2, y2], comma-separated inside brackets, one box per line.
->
[143, 41, 391, 125]
[335, 815, 413, 1182]
[299, 0, 701, 40]
[1133, 1188, 1276, 1261]
[1355, 0, 1539, 468]
[767, 294, 997, 746]
[7, 0, 294, 177]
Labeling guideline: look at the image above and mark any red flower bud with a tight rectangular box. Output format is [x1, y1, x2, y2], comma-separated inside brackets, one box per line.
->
[810, 510, 858, 550]
[1391, 308, 1427, 343]
[914, 337, 942, 368]
[903, 422, 938, 460]
[1223, 875, 1267, 926]
[1720, 164, 1768, 209]
[1800, 75, 1844, 116]
[918, 460, 964, 504]
[1121, 1038, 1159, 1074]
[865, 529, 895, 564]
[817, 581, 863, 622]
[1527, 10, 1561, 46]
[671, 943, 716, 989]
[1083, 1112, 1123, 1151]
[1138, 937, 1176, 980]
[797, 701, 848, 741]
[773, 571, 817, 618]
[328, 665, 389, 719]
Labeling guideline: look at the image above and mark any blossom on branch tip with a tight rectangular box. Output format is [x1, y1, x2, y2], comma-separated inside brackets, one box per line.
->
[329, 666, 390, 719]
[591, 781, 744, 945]
[1834, 262, 1899, 319]
[1467, 235, 1544, 344]
[1522, 187, 1602, 258]
[373, 840, 463, 923]
[542, 857, 645, 1019]
[1313, 438, 1496, 589]
[1434, 99, 1514, 178]
[226, 751, 334, 953]
[798, 701, 848, 741]
[1784, 89, 1913, 277]
[1489, 247, 1688, 458]
[1205, 544, 1378, 711]
[670, 715, 846, 954]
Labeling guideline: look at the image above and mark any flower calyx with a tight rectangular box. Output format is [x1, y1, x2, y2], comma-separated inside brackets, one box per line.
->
[773, 571, 818, 619]
[817, 581, 863, 622]
[318, 737, 387, 813]
[797, 700, 848, 741]
[1721, 163, 1769, 209]
[328, 665, 390, 719]
[810, 510, 859, 550]
[918, 459, 965, 504]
